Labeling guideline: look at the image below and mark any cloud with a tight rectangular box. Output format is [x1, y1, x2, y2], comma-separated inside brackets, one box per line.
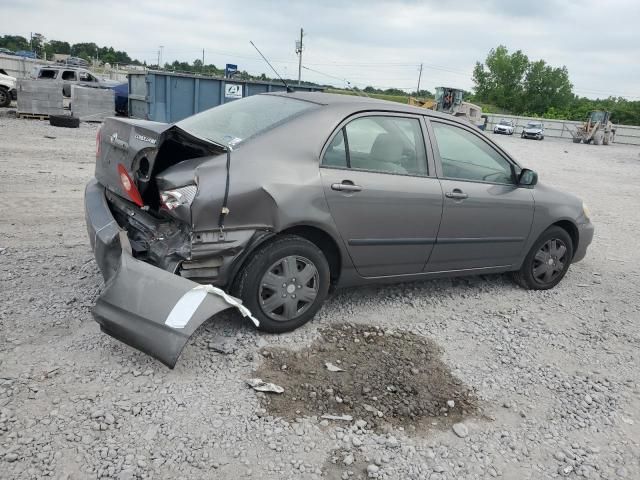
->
[2, 0, 638, 98]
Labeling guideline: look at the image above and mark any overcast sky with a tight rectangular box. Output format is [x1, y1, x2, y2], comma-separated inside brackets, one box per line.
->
[2, 0, 639, 99]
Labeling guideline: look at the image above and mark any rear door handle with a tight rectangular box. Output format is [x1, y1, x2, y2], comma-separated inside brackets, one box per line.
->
[445, 189, 468, 200]
[331, 181, 362, 192]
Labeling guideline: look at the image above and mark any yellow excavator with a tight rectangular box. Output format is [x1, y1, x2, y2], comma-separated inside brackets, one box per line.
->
[571, 111, 615, 145]
[408, 86, 486, 129]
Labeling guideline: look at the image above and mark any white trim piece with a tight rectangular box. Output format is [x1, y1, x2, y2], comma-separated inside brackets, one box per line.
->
[165, 284, 260, 329]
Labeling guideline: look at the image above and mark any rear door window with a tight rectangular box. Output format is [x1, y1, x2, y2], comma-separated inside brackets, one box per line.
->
[38, 69, 58, 79]
[61, 71, 77, 81]
[323, 116, 428, 176]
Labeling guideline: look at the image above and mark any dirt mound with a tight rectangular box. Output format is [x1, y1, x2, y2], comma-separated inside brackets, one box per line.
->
[254, 323, 478, 432]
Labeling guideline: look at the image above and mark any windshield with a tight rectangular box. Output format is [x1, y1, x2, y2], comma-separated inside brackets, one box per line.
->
[527, 122, 542, 128]
[498, 120, 511, 126]
[176, 95, 318, 147]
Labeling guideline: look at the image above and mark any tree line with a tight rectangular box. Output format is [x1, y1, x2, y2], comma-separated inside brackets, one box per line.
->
[0, 34, 138, 65]
[472, 45, 640, 125]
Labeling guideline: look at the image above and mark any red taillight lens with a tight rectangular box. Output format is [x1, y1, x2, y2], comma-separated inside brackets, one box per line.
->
[96, 127, 101, 159]
[117, 163, 144, 207]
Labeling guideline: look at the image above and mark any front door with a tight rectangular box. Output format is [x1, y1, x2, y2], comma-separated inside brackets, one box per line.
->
[426, 119, 534, 272]
[320, 114, 443, 277]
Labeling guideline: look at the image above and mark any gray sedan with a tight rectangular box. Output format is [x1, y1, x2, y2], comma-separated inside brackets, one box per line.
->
[85, 92, 594, 367]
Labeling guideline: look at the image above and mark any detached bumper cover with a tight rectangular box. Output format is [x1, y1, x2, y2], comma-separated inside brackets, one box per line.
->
[84, 179, 258, 368]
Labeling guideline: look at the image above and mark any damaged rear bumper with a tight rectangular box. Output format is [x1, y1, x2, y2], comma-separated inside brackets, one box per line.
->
[84, 179, 257, 368]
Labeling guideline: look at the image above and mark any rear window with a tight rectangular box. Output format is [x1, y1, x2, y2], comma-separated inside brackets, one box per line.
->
[176, 95, 318, 147]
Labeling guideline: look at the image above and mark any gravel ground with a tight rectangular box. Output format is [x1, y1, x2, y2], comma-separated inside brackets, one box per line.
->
[1, 109, 639, 480]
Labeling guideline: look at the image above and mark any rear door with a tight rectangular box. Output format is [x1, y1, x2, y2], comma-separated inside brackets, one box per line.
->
[426, 119, 534, 272]
[320, 113, 443, 277]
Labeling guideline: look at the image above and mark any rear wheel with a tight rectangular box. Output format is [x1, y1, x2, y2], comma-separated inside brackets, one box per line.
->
[572, 137, 582, 143]
[512, 226, 573, 290]
[234, 235, 330, 333]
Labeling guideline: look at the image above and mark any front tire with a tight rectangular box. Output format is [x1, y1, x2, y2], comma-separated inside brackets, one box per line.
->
[234, 235, 330, 333]
[0, 87, 10, 108]
[512, 226, 573, 290]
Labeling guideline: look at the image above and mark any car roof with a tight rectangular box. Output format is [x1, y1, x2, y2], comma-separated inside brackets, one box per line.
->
[37, 65, 88, 70]
[266, 91, 459, 121]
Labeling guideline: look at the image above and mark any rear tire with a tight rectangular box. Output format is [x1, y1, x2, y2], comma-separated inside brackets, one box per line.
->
[572, 137, 581, 143]
[511, 226, 573, 290]
[49, 115, 80, 128]
[234, 235, 330, 333]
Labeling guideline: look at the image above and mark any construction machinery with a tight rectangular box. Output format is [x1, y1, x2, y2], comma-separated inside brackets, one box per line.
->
[571, 111, 615, 145]
[408, 86, 486, 129]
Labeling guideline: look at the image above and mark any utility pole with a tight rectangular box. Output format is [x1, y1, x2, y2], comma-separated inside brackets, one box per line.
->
[416, 63, 423, 99]
[202, 48, 205, 65]
[295, 28, 304, 85]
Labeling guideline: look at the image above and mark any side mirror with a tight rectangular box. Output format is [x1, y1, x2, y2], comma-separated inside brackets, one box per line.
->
[518, 168, 538, 186]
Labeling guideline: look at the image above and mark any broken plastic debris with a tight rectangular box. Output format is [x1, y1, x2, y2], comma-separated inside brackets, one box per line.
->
[246, 378, 284, 394]
[321, 414, 353, 421]
[325, 362, 345, 372]
[165, 284, 259, 329]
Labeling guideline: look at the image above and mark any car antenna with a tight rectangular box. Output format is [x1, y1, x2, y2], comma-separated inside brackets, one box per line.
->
[250, 41, 294, 93]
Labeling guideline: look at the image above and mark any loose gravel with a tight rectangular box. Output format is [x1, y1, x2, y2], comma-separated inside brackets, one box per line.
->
[1, 108, 639, 479]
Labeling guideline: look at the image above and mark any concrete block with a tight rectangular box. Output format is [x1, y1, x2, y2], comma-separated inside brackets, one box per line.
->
[17, 79, 64, 115]
[71, 85, 115, 122]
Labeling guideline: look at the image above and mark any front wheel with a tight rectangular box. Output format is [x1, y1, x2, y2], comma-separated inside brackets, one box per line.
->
[0, 87, 10, 108]
[511, 226, 573, 290]
[234, 235, 330, 333]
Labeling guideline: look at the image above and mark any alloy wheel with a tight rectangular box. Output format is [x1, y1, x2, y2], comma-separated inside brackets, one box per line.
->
[258, 255, 319, 321]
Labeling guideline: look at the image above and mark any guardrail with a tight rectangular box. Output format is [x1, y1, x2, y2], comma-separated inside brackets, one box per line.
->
[485, 113, 640, 146]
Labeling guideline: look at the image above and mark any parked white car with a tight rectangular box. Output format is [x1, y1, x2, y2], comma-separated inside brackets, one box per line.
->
[494, 119, 515, 135]
[0, 68, 17, 107]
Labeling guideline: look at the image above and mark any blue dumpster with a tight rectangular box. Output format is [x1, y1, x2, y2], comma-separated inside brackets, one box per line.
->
[128, 70, 324, 123]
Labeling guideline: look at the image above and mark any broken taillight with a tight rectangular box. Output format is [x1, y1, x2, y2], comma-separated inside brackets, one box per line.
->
[160, 185, 197, 211]
[117, 163, 144, 207]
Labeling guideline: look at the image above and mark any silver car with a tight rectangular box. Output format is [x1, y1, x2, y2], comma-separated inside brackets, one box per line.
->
[522, 121, 545, 140]
[85, 92, 594, 367]
[32, 65, 120, 97]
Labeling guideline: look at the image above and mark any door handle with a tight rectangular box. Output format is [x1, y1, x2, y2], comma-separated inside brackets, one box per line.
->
[445, 189, 468, 200]
[331, 181, 362, 192]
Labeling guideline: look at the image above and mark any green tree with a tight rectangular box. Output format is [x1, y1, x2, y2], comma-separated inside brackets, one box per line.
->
[522, 60, 572, 115]
[0, 35, 30, 52]
[44, 39, 71, 58]
[473, 45, 529, 110]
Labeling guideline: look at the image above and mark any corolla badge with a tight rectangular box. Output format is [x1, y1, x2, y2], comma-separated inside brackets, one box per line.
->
[135, 133, 157, 145]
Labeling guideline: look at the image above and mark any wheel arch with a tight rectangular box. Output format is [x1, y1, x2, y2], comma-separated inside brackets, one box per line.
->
[228, 224, 343, 291]
[551, 219, 579, 258]
[279, 224, 342, 286]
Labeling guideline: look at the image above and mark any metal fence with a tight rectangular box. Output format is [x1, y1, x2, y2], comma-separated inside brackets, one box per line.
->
[485, 113, 640, 146]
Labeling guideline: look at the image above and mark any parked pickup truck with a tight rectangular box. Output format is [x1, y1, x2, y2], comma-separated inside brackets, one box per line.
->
[31, 65, 120, 97]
